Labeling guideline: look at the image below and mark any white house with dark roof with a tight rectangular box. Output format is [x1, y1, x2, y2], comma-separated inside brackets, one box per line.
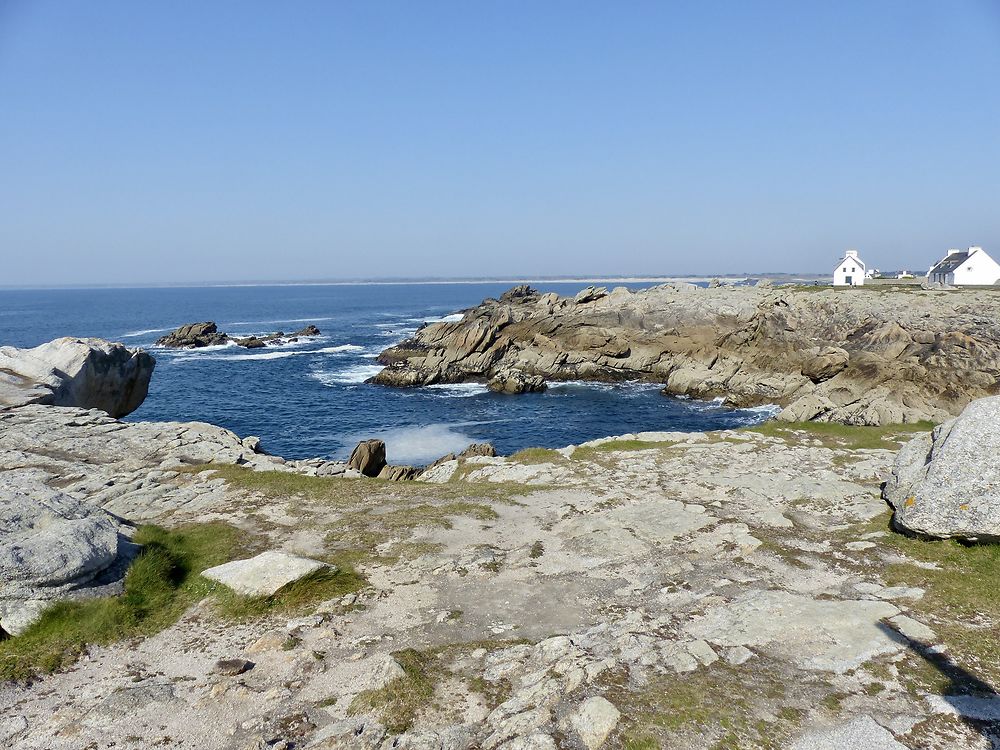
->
[927, 246, 1000, 287]
[833, 250, 866, 286]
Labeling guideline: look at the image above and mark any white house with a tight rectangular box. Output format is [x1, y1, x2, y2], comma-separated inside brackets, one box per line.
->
[833, 250, 866, 286]
[927, 246, 1000, 287]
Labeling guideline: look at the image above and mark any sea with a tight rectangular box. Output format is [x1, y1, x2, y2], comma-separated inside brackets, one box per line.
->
[0, 282, 778, 465]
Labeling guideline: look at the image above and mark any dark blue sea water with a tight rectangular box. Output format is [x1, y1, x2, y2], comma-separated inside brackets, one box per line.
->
[0, 283, 776, 464]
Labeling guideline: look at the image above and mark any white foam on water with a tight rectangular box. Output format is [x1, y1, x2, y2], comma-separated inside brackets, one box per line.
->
[156, 341, 240, 354]
[170, 343, 363, 363]
[424, 382, 489, 398]
[404, 313, 463, 324]
[341, 423, 481, 465]
[310, 363, 384, 385]
[221, 316, 335, 326]
[121, 326, 178, 338]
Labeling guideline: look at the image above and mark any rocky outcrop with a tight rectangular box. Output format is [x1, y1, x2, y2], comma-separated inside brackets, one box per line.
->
[348, 439, 387, 477]
[156, 322, 229, 348]
[884, 396, 1000, 540]
[372, 285, 1000, 425]
[0, 337, 154, 417]
[487, 368, 547, 394]
[156, 322, 321, 349]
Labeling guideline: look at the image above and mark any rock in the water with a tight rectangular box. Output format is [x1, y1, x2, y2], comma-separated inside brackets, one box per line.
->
[294, 325, 321, 337]
[202, 551, 330, 597]
[499, 285, 537, 303]
[567, 697, 620, 750]
[884, 396, 1000, 540]
[487, 369, 546, 394]
[0, 337, 154, 417]
[348, 439, 388, 477]
[155, 322, 229, 348]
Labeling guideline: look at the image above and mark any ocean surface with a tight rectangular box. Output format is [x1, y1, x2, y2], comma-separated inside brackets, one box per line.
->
[0, 282, 778, 464]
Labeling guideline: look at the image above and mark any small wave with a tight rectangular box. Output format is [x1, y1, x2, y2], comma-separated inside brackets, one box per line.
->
[403, 313, 463, 324]
[156, 341, 239, 354]
[424, 382, 489, 398]
[121, 326, 177, 338]
[220, 316, 335, 327]
[310, 363, 384, 385]
[170, 343, 363, 363]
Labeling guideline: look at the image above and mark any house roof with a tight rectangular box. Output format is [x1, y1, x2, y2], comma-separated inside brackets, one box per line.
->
[929, 252, 970, 276]
[835, 255, 865, 270]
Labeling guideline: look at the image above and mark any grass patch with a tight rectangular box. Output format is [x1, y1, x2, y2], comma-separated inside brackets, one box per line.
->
[510, 447, 565, 464]
[607, 662, 806, 750]
[572, 439, 676, 461]
[349, 648, 439, 733]
[0, 522, 251, 682]
[213, 563, 365, 621]
[746, 420, 934, 451]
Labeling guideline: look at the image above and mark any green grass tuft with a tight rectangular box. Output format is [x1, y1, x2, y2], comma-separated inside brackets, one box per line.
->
[348, 648, 439, 732]
[0, 522, 250, 682]
[746, 420, 935, 450]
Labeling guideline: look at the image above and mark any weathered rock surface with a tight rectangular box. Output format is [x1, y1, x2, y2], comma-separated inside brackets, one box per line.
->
[373, 284, 1000, 424]
[0, 407, 977, 748]
[884, 395, 1000, 540]
[202, 551, 330, 597]
[348, 439, 387, 477]
[0, 337, 154, 417]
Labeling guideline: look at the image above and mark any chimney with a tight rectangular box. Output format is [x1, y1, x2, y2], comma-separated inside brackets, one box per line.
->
[845, 250, 858, 259]
[969, 246, 983, 255]
[946, 248, 961, 256]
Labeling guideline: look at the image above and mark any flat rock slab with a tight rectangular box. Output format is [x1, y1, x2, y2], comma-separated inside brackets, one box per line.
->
[790, 716, 908, 750]
[202, 550, 330, 597]
[684, 590, 902, 673]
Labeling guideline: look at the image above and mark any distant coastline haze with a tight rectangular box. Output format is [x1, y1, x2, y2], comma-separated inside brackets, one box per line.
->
[1, 1, 998, 286]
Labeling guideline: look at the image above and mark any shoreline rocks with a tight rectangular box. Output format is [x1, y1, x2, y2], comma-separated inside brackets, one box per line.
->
[371, 284, 1000, 425]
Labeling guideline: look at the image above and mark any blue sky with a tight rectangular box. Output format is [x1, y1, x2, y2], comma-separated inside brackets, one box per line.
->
[1, 1, 999, 285]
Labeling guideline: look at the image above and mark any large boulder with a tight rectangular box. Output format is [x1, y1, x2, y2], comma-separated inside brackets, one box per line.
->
[884, 396, 1000, 540]
[0, 468, 128, 636]
[801, 347, 849, 383]
[348, 439, 387, 477]
[155, 322, 229, 348]
[0, 337, 155, 417]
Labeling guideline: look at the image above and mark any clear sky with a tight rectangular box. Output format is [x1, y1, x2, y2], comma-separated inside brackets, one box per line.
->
[2, 1, 999, 286]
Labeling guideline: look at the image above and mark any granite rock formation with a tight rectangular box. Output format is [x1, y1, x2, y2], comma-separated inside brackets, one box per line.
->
[372, 284, 1000, 425]
[884, 395, 1000, 540]
[0, 337, 154, 417]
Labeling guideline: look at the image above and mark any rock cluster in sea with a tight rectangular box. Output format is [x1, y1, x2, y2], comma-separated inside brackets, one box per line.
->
[155, 321, 322, 349]
[371, 284, 1000, 425]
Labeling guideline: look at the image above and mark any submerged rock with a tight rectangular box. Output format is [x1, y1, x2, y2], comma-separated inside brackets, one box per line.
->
[0, 337, 154, 417]
[884, 396, 1000, 540]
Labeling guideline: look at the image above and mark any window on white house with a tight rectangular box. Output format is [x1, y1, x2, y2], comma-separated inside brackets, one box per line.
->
[851, 267, 855, 272]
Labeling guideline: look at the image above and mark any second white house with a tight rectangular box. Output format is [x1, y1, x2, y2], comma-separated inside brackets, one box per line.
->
[927, 246, 1000, 287]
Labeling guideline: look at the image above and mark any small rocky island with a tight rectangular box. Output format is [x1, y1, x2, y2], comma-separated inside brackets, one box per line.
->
[2, 309, 1000, 749]
[155, 321, 322, 349]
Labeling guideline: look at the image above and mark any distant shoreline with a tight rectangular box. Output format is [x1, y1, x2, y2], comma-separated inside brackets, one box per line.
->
[0, 274, 829, 292]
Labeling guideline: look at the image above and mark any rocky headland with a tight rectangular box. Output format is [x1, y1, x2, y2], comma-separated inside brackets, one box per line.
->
[372, 284, 1000, 425]
[2, 336, 1000, 749]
